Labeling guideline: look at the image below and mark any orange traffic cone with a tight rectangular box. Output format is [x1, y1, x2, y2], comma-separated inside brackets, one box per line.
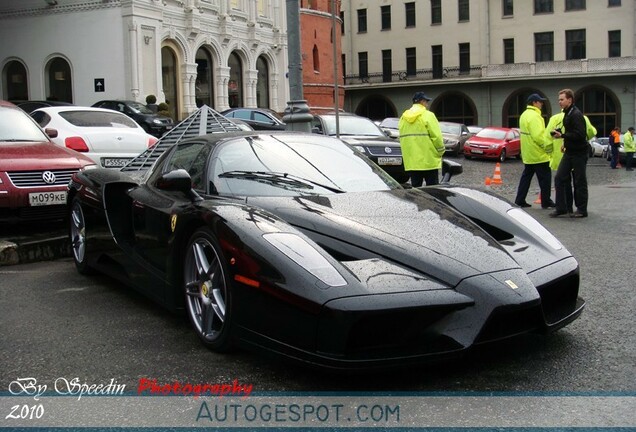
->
[485, 177, 492, 186]
[491, 163, 503, 185]
[533, 194, 541, 204]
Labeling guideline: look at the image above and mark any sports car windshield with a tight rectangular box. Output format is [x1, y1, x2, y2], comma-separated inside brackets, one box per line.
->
[210, 134, 400, 196]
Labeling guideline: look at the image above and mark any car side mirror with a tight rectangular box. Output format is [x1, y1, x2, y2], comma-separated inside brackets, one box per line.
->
[441, 159, 463, 183]
[155, 169, 202, 201]
[45, 128, 58, 139]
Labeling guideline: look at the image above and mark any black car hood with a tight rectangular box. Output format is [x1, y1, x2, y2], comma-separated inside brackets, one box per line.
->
[246, 188, 519, 287]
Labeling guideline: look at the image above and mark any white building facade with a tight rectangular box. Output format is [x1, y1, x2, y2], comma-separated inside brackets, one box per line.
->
[340, 0, 636, 136]
[0, 0, 290, 121]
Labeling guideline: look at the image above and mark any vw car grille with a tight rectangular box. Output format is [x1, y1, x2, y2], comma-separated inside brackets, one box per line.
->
[7, 169, 77, 188]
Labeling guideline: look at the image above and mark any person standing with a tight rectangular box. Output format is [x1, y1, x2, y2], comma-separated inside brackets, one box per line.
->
[546, 113, 597, 213]
[624, 127, 635, 171]
[550, 89, 588, 218]
[609, 126, 622, 169]
[514, 93, 555, 209]
[398, 91, 445, 187]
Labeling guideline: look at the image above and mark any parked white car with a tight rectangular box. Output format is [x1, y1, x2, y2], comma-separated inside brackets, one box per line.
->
[30, 106, 158, 168]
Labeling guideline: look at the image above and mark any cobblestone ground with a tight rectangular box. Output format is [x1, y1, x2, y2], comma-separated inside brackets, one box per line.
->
[444, 153, 636, 202]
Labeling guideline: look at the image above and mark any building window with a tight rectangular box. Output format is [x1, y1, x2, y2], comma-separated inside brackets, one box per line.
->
[3, 60, 28, 102]
[565, 0, 585, 10]
[504, 38, 514, 64]
[534, 32, 553, 61]
[381, 5, 391, 30]
[432, 45, 443, 79]
[382, 50, 392, 82]
[227, 52, 243, 109]
[406, 47, 417, 76]
[256, 56, 269, 108]
[340, 11, 345, 34]
[458, 0, 469, 21]
[405, 2, 416, 27]
[431, 0, 442, 24]
[433, 94, 476, 126]
[46, 57, 73, 103]
[357, 9, 367, 33]
[566, 29, 586, 59]
[608, 0, 621, 6]
[341, 54, 346, 78]
[459, 43, 470, 73]
[358, 52, 368, 78]
[313, 45, 320, 72]
[534, 0, 553, 13]
[195, 48, 214, 108]
[608, 30, 621, 57]
[503, 0, 513, 16]
[579, 88, 618, 137]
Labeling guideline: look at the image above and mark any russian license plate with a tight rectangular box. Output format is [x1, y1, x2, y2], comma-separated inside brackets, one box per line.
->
[471, 149, 484, 154]
[29, 191, 67, 206]
[377, 156, 402, 165]
[102, 158, 131, 168]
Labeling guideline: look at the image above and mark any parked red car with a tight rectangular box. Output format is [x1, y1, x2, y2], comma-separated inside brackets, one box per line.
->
[0, 100, 96, 223]
[463, 127, 521, 162]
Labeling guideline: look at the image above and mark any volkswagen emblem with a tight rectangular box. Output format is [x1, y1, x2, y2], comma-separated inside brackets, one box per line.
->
[116, 136, 123, 141]
[42, 171, 56, 184]
[384, 147, 393, 154]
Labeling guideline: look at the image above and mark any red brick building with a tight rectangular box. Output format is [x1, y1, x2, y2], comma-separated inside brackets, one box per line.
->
[300, 0, 344, 113]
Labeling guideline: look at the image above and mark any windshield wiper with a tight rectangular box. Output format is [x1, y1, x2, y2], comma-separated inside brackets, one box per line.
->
[218, 171, 344, 193]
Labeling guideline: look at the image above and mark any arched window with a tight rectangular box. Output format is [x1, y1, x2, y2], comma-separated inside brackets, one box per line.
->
[45, 57, 72, 103]
[161, 46, 179, 120]
[228, 52, 243, 108]
[576, 87, 618, 137]
[256, 56, 270, 108]
[2, 60, 28, 102]
[431, 93, 477, 126]
[502, 90, 550, 128]
[195, 48, 214, 108]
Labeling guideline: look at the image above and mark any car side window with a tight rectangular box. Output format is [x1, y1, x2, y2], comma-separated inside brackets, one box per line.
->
[253, 112, 270, 123]
[234, 110, 250, 121]
[30, 111, 51, 127]
[163, 142, 210, 192]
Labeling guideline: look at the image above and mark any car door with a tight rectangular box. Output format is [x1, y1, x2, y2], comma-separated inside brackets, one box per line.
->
[508, 129, 521, 156]
[126, 142, 211, 298]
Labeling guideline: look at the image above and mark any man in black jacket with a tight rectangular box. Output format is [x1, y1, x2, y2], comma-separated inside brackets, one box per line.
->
[549, 89, 589, 218]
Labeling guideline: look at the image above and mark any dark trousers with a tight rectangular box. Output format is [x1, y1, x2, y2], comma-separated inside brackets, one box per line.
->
[555, 153, 588, 213]
[610, 145, 620, 168]
[625, 152, 634, 170]
[515, 161, 552, 206]
[409, 170, 439, 187]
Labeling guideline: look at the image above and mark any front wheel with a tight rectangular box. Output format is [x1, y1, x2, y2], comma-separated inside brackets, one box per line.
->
[69, 197, 94, 275]
[498, 148, 507, 163]
[183, 228, 233, 351]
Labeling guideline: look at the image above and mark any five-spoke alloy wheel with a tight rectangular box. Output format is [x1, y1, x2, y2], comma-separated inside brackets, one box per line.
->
[69, 197, 93, 274]
[183, 228, 232, 351]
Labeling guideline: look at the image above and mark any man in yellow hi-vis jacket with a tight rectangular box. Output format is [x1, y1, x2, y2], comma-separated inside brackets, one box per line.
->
[514, 93, 555, 209]
[398, 91, 445, 187]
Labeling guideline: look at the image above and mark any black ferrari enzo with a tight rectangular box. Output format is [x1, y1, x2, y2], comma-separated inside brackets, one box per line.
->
[67, 118, 584, 369]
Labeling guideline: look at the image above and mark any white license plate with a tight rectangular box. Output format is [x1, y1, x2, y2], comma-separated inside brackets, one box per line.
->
[29, 191, 67, 206]
[471, 149, 484, 154]
[102, 158, 131, 168]
[377, 156, 402, 165]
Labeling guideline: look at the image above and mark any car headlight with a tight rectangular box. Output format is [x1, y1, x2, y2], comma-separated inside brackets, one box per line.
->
[352, 145, 365, 153]
[81, 164, 97, 171]
[152, 119, 163, 125]
[490, 144, 500, 149]
[263, 232, 347, 287]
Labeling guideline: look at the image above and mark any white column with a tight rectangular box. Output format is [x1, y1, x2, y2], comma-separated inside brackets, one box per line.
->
[216, 66, 231, 111]
[128, 20, 140, 100]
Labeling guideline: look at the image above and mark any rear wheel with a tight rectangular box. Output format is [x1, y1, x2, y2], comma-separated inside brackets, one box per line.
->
[69, 197, 94, 274]
[183, 228, 233, 351]
[498, 148, 507, 163]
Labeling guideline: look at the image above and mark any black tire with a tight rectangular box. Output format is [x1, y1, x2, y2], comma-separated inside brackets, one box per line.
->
[464, 154, 472, 160]
[69, 197, 94, 275]
[498, 148, 507, 163]
[183, 228, 233, 351]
